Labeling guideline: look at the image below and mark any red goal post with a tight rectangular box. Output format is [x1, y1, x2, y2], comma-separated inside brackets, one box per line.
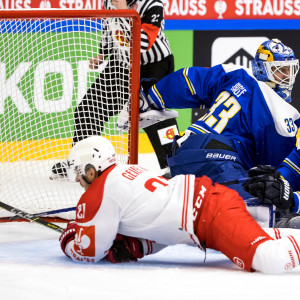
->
[0, 10, 141, 221]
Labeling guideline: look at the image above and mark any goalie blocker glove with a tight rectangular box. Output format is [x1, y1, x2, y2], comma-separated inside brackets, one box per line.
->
[243, 165, 294, 211]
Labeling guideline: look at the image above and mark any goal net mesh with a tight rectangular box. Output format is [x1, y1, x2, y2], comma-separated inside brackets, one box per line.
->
[0, 12, 139, 219]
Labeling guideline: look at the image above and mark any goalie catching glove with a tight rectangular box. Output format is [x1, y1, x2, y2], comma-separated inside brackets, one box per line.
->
[105, 234, 144, 263]
[243, 165, 294, 211]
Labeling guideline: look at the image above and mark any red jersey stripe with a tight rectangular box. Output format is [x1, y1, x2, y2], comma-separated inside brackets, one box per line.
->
[181, 175, 190, 231]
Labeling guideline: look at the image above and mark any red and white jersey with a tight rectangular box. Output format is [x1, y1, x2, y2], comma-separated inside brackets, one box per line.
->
[66, 164, 199, 263]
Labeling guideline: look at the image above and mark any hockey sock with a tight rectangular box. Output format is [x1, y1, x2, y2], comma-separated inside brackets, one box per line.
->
[252, 227, 300, 274]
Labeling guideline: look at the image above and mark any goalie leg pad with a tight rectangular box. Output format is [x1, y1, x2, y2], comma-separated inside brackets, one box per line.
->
[138, 109, 178, 129]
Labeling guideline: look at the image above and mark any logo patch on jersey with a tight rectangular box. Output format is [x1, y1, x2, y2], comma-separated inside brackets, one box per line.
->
[231, 82, 247, 97]
[158, 125, 179, 145]
[74, 225, 96, 258]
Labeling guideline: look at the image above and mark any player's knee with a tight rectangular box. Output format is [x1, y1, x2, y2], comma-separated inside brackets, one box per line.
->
[252, 239, 299, 274]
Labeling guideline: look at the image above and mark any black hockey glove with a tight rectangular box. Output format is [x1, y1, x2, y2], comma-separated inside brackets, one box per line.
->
[140, 78, 158, 94]
[243, 172, 294, 211]
[105, 234, 144, 263]
[247, 165, 282, 179]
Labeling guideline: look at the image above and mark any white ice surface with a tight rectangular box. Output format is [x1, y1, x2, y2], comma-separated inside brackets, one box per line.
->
[0, 153, 299, 300]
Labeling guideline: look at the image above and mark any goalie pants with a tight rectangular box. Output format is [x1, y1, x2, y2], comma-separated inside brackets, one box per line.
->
[167, 133, 253, 198]
[193, 177, 300, 273]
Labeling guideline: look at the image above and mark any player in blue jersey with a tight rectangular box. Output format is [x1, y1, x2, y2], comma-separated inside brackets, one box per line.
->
[140, 38, 300, 228]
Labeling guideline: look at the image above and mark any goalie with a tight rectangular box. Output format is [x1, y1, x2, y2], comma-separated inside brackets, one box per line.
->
[137, 38, 300, 228]
[59, 136, 300, 274]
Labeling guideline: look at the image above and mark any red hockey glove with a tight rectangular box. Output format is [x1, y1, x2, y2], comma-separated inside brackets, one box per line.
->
[105, 234, 144, 263]
[59, 221, 77, 257]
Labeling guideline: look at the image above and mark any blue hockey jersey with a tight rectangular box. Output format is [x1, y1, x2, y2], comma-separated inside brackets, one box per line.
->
[148, 64, 300, 198]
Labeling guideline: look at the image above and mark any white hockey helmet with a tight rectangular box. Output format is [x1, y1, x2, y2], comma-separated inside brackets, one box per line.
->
[67, 136, 116, 179]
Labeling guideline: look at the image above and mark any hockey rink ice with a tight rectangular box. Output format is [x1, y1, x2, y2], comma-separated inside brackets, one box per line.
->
[0, 153, 299, 300]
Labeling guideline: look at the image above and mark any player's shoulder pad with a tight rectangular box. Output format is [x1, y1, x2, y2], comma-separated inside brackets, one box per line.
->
[222, 64, 253, 77]
[75, 165, 117, 223]
[257, 81, 300, 136]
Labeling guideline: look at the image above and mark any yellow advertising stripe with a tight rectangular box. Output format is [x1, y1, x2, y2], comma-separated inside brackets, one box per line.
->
[0, 136, 129, 162]
[0, 139, 73, 161]
[0, 132, 184, 162]
[138, 132, 154, 153]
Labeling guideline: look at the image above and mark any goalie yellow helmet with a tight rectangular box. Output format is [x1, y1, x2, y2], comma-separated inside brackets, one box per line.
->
[252, 38, 299, 102]
[68, 136, 116, 179]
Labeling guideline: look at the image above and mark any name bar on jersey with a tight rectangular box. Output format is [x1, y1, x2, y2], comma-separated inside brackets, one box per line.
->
[2, 0, 300, 20]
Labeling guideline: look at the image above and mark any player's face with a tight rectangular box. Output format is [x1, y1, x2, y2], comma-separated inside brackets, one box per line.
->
[272, 66, 291, 83]
[75, 167, 98, 190]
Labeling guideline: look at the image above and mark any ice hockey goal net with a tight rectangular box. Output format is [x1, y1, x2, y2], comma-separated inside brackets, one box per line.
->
[0, 10, 140, 220]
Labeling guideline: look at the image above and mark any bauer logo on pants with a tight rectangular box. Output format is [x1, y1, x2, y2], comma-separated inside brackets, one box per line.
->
[158, 125, 179, 145]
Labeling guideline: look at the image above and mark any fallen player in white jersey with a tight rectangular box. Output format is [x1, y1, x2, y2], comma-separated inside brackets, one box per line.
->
[59, 136, 300, 274]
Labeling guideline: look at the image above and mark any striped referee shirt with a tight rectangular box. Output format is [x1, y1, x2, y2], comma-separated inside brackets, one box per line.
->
[102, 0, 172, 66]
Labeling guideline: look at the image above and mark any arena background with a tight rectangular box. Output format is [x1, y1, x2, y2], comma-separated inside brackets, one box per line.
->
[1, 0, 300, 153]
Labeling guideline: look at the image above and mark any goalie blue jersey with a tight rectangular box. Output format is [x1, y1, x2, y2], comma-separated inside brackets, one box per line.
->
[148, 64, 300, 192]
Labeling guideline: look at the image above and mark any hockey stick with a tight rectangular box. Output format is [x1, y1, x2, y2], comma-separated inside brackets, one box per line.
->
[8, 206, 76, 222]
[0, 200, 64, 233]
[220, 177, 251, 186]
[33, 206, 75, 217]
